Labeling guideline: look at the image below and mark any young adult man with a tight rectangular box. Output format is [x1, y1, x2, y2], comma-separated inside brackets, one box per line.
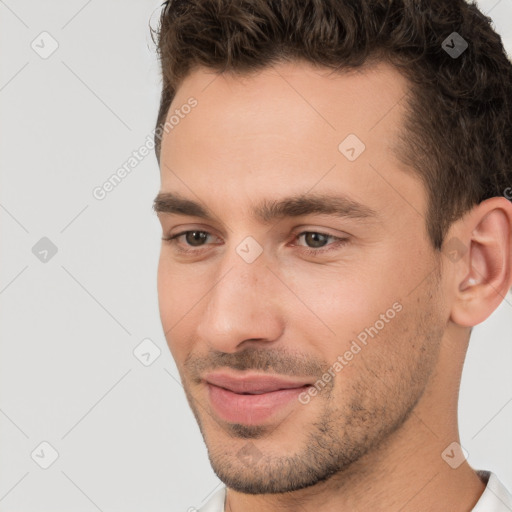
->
[152, 1, 512, 510]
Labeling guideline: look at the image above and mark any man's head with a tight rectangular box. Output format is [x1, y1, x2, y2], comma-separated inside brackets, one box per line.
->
[152, 0, 512, 497]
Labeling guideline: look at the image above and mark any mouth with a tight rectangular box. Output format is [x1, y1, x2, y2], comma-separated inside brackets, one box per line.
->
[204, 372, 312, 393]
[203, 372, 313, 425]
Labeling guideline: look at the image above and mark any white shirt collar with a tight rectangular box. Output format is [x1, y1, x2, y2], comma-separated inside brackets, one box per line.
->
[472, 470, 512, 511]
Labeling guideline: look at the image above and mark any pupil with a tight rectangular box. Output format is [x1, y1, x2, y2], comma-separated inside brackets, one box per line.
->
[186, 231, 207, 246]
[306, 232, 327, 248]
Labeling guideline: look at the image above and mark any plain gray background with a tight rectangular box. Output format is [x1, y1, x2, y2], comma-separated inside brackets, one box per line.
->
[1, 1, 511, 511]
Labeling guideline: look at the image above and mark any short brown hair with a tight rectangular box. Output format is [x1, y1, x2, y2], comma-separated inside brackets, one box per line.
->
[152, 0, 512, 250]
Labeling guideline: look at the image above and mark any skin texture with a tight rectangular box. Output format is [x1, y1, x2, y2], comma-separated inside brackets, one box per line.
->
[155, 61, 512, 511]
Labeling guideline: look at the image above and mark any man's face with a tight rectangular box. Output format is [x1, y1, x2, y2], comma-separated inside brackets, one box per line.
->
[156, 61, 447, 493]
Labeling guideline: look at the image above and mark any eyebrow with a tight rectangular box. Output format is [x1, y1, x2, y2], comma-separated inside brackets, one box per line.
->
[153, 191, 378, 224]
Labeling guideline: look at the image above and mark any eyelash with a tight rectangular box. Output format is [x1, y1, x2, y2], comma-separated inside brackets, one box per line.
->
[161, 230, 349, 256]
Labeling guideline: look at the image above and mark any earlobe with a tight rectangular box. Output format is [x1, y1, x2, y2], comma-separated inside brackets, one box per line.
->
[449, 197, 512, 327]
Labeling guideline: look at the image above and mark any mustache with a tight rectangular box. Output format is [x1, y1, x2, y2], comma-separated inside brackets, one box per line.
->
[184, 347, 326, 383]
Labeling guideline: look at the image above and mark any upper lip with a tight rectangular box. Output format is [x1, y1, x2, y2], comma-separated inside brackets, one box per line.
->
[204, 372, 312, 394]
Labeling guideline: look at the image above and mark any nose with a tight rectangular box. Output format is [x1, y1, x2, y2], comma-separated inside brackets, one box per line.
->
[195, 247, 285, 353]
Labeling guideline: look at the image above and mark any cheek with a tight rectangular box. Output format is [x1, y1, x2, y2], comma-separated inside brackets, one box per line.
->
[156, 256, 173, 324]
[157, 255, 202, 320]
[156, 257, 197, 357]
[280, 268, 415, 389]
[283, 265, 402, 341]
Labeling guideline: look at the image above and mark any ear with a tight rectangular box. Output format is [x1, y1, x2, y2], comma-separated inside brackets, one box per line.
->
[448, 196, 512, 327]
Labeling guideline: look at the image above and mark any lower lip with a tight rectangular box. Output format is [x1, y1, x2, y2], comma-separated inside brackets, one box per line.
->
[207, 383, 310, 425]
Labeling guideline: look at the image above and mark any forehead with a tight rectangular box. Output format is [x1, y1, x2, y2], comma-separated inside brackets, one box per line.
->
[168, 59, 410, 134]
[158, 60, 425, 229]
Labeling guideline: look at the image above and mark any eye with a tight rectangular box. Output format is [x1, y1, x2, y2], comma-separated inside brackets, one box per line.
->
[174, 231, 209, 246]
[162, 230, 218, 254]
[293, 231, 349, 256]
[296, 232, 333, 249]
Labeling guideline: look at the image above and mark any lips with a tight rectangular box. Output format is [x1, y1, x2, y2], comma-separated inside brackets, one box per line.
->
[204, 372, 312, 394]
[203, 372, 312, 424]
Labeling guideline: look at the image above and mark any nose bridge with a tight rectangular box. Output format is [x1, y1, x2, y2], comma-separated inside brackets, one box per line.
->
[196, 241, 283, 351]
